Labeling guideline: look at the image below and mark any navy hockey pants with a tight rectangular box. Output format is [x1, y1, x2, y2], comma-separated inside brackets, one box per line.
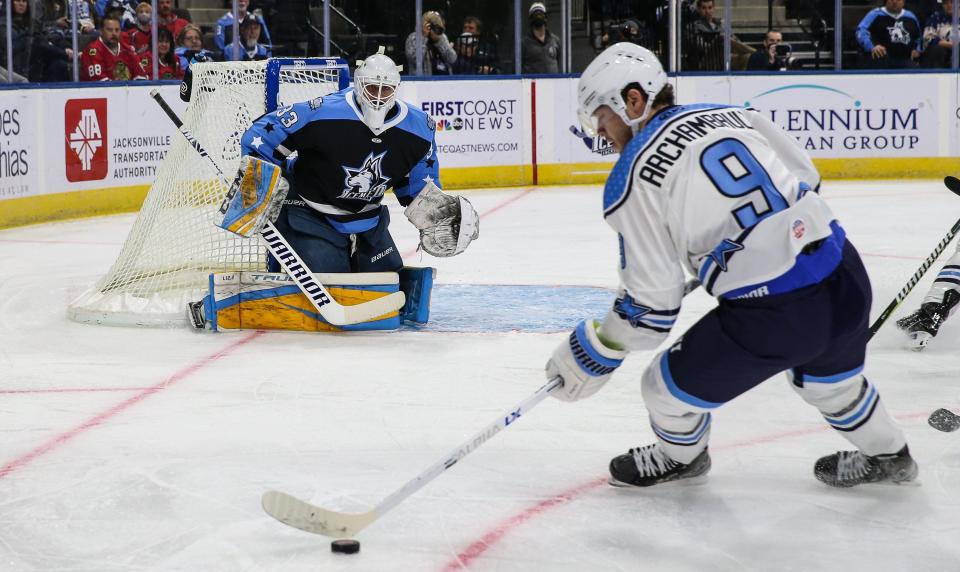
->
[666, 239, 871, 407]
[268, 203, 404, 273]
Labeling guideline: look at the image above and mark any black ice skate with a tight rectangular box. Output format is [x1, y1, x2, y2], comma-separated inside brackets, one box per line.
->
[895, 290, 960, 350]
[814, 445, 918, 488]
[608, 444, 711, 487]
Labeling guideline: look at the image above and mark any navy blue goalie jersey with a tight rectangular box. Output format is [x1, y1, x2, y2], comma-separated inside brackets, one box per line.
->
[240, 88, 440, 220]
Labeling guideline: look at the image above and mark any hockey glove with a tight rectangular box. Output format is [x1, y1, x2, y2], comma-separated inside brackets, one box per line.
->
[546, 319, 627, 402]
[217, 156, 289, 237]
[404, 181, 479, 257]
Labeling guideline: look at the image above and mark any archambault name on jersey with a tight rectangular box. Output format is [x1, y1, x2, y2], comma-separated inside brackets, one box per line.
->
[639, 109, 752, 188]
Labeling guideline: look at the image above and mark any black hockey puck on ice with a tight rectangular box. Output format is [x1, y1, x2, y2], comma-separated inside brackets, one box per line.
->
[929, 408, 960, 432]
[331, 539, 360, 554]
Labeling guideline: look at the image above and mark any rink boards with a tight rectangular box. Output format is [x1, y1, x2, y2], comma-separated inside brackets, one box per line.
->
[2, 72, 960, 228]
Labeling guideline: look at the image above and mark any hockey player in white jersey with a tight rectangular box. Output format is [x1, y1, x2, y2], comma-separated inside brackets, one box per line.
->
[546, 43, 917, 488]
[896, 247, 960, 350]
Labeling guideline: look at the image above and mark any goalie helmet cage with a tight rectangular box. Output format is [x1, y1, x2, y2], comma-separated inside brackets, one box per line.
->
[68, 58, 351, 327]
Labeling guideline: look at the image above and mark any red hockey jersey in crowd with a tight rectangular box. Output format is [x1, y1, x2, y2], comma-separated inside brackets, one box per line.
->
[137, 51, 184, 80]
[80, 38, 148, 81]
[121, 27, 152, 55]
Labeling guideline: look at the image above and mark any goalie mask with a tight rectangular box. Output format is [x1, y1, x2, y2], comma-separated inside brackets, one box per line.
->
[354, 47, 403, 134]
[577, 43, 666, 137]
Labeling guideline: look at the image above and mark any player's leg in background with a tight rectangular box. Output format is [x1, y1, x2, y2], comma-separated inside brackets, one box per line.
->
[896, 247, 960, 349]
[266, 202, 352, 273]
[612, 288, 838, 487]
[790, 241, 916, 486]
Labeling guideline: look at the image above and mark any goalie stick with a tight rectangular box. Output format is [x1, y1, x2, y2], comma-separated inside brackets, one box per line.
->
[149, 89, 405, 326]
[868, 176, 960, 338]
[262, 279, 702, 538]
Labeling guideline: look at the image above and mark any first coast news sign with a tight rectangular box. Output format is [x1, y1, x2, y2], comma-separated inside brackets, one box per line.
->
[1, 72, 958, 223]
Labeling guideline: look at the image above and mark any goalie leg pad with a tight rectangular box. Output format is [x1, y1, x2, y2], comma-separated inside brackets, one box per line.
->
[218, 156, 290, 237]
[200, 271, 401, 332]
[399, 266, 436, 324]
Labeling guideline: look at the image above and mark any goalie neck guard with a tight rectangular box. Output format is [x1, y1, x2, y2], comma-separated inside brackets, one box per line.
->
[354, 47, 403, 134]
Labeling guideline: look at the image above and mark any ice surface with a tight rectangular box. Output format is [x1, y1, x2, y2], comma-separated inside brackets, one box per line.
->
[1, 182, 959, 571]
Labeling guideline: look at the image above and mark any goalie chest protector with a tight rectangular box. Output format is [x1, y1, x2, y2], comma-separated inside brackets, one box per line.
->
[241, 88, 439, 215]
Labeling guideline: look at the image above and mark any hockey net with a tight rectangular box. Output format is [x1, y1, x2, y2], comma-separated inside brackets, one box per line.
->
[68, 58, 350, 327]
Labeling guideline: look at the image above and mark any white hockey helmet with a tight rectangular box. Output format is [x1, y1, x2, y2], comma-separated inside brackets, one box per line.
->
[354, 46, 403, 134]
[577, 42, 667, 136]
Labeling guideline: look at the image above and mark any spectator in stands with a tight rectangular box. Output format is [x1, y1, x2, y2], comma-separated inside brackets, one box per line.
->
[856, 0, 922, 68]
[121, 2, 152, 55]
[26, 1, 75, 82]
[215, 0, 271, 54]
[522, 2, 561, 73]
[405, 10, 457, 75]
[0, 0, 32, 82]
[157, 0, 187, 40]
[176, 23, 215, 70]
[453, 16, 499, 74]
[223, 14, 270, 61]
[746, 29, 791, 70]
[920, 0, 954, 67]
[95, 0, 136, 29]
[154, 27, 182, 78]
[682, 0, 754, 70]
[80, 13, 147, 80]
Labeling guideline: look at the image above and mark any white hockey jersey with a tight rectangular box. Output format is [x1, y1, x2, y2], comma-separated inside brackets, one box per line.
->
[599, 104, 846, 351]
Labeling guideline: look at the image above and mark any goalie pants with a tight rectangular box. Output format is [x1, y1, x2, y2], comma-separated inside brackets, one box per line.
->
[641, 240, 906, 464]
[268, 203, 404, 273]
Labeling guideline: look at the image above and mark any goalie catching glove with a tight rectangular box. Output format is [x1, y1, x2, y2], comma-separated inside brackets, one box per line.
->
[404, 181, 479, 257]
[217, 156, 289, 237]
[546, 319, 627, 402]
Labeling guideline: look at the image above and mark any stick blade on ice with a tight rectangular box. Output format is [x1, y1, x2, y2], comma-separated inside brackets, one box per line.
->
[928, 408, 960, 432]
[262, 490, 377, 538]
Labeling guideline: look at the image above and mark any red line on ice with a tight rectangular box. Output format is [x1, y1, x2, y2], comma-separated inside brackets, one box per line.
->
[442, 409, 933, 570]
[0, 331, 264, 479]
[0, 387, 155, 394]
[401, 187, 536, 259]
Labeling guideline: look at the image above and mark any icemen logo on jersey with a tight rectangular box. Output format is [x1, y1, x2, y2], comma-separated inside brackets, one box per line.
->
[888, 21, 911, 45]
[339, 151, 391, 201]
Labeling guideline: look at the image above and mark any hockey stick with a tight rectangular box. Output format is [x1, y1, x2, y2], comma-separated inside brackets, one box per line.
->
[263, 280, 703, 538]
[149, 89, 405, 326]
[261, 377, 563, 538]
[867, 176, 960, 339]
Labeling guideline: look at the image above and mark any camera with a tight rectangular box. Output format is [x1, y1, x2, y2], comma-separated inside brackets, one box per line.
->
[774, 43, 792, 57]
[429, 22, 445, 35]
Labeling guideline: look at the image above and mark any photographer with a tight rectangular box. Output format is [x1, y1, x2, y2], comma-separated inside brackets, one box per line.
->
[747, 29, 794, 70]
[405, 10, 457, 76]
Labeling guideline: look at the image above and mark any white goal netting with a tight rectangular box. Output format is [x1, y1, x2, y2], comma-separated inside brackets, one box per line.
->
[68, 58, 349, 327]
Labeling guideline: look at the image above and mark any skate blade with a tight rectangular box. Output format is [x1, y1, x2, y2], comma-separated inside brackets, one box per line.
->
[607, 474, 709, 488]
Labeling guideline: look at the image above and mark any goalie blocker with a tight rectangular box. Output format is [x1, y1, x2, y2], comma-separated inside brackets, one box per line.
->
[189, 267, 435, 332]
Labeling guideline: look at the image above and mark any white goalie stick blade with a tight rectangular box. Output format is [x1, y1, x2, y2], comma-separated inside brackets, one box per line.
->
[262, 490, 377, 538]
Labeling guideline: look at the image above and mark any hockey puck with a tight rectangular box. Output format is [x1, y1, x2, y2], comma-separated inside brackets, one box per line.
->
[331, 539, 360, 554]
[929, 408, 960, 432]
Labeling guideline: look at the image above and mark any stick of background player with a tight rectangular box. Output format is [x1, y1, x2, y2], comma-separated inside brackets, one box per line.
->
[149, 89, 406, 326]
[545, 42, 917, 490]
[239, 48, 478, 297]
[894, 176, 960, 350]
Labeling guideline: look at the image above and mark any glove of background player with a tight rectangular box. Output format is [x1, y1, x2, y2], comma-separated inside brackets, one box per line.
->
[546, 319, 627, 402]
[405, 181, 479, 257]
